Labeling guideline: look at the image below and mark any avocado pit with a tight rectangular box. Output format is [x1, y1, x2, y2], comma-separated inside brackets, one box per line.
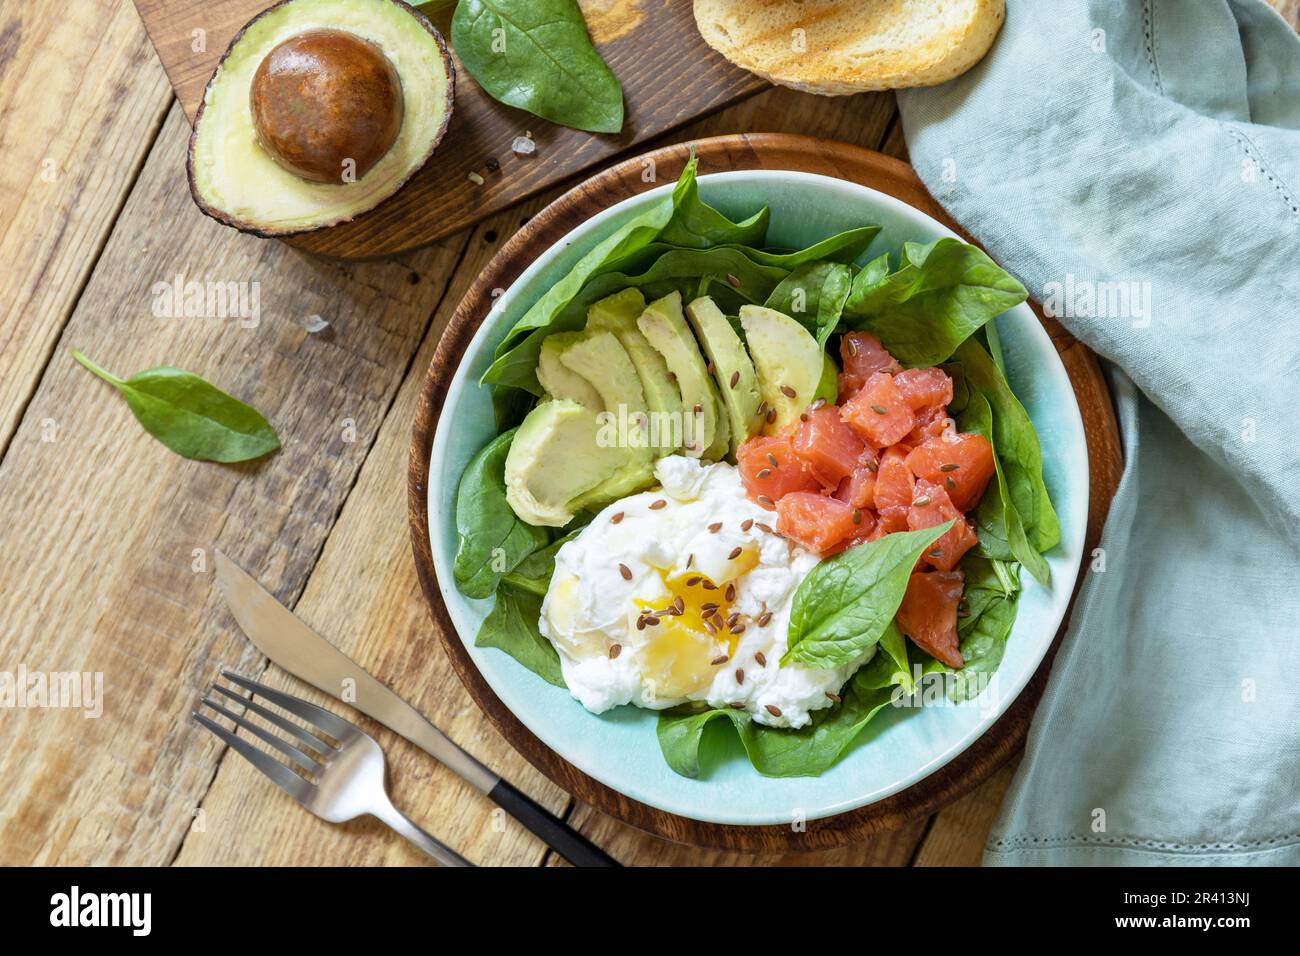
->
[250, 28, 404, 184]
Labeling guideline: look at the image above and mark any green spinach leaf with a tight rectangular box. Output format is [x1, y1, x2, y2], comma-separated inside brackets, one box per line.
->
[474, 585, 566, 687]
[764, 260, 853, 345]
[451, 0, 624, 134]
[500, 529, 579, 596]
[72, 349, 279, 463]
[656, 664, 902, 778]
[843, 238, 1028, 366]
[730, 225, 879, 269]
[955, 340, 1060, 556]
[453, 429, 549, 599]
[657, 157, 769, 249]
[957, 390, 1051, 585]
[784, 523, 952, 669]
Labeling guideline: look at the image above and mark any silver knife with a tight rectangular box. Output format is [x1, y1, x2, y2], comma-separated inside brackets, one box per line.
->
[214, 550, 618, 867]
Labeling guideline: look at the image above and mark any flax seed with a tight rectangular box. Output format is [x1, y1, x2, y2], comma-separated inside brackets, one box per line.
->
[618, 563, 632, 580]
[611, 511, 625, 524]
[780, 384, 796, 398]
[728, 546, 742, 560]
[755, 651, 767, 667]
[608, 644, 622, 660]
[764, 704, 782, 718]
[649, 499, 667, 510]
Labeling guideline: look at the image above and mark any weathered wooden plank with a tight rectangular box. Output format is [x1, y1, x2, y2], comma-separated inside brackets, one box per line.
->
[0, 104, 466, 865]
[0, 0, 172, 451]
[172, 197, 564, 867]
[912, 761, 1019, 866]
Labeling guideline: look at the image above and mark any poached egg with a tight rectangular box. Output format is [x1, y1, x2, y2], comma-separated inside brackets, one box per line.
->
[539, 456, 874, 727]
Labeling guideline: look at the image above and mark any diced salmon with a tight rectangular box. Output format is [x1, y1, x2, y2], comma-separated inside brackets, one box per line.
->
[834, 457, 878, 509]
[897, 570, 965, 669]
[907, 480, 980, 571]
[838, 332, 902, 395]
[893, 367, 954, 412]
[841, 373, 915, 447]
[905, 432, 996, 512]
[825, 507, 877, 555]
[737, 432, 821, 508]
[776, 492, 860, 554]
[792, 405, 866, 487]
[901, 405, 953, 448]
[872, 447, 914, 532]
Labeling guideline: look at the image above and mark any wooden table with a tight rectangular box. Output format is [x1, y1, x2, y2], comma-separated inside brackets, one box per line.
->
[6, 0, 1289, 867]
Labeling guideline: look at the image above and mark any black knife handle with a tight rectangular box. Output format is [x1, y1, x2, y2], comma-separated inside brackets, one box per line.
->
[488, 778, 620, 867]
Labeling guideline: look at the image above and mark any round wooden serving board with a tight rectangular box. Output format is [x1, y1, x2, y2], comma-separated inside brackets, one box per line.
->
[408, 134, 1123, 851]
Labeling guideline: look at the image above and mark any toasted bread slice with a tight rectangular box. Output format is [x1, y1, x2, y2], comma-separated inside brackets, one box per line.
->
[693, 0, 1005, 94]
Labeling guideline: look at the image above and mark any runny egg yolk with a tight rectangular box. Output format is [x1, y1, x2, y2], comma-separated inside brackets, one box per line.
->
[635, 547, 759, 698]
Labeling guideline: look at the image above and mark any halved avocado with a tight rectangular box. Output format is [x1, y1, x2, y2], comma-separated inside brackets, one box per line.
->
[187, 0, 454, 237]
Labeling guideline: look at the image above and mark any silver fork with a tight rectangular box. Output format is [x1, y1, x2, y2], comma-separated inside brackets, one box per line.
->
[193, 670, 471, 867]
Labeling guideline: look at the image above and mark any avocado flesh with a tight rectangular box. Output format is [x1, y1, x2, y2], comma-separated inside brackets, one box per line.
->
[188, 0, 453, 236]
[739, 305, 825, 433]
[637, 291, 729, 460]
[538, 333, 604, 409]
[557, 330, 656, 510]
[686, 296, 762, 456]
[585, 289, 684, 453]
[505, 400, 631, 527]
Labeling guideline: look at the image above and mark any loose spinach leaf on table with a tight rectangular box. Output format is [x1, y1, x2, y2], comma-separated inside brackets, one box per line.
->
[955, 340, 1060, 556]
[784, 523, 952, 669]
[764, 260, 853, 346]
[72, 349, 279, 463]
[474, 584, 566, 687]
[656, 661, 904, 779]
[451, 0, 624, 134]
[453, 429, 550, 599]
[843, 238, 1028, 366]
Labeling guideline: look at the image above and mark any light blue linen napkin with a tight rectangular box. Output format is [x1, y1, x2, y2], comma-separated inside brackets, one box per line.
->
[897, 0, 1300, 865]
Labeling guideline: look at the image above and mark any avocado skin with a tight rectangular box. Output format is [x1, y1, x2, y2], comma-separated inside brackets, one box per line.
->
[686, 295, 762, 457]
[186, 0, 456, 239]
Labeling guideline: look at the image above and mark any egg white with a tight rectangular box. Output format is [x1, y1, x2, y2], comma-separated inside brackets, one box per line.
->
[538, 456, 875, 727]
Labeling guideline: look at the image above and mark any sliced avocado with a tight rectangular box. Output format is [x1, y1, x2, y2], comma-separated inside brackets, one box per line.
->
[585, 289, 684, 452]
[505, 399, 633, 527]
[637, 291, 729, 460]
[739, 305, 825, 433]
[538, 333, 603, 409]
[558, 330, 647, 428]
[558, 330, 657, 509]
[686, 296, 762, 455]
[188, 0, 455, 237]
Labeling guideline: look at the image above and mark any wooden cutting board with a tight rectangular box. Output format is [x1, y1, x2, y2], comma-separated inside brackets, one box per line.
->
[132, 0, 767, 258]
[408, 135, 1124, 851]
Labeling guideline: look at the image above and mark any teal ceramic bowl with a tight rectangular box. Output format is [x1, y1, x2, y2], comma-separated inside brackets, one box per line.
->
[426, 168, 1088, 827]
